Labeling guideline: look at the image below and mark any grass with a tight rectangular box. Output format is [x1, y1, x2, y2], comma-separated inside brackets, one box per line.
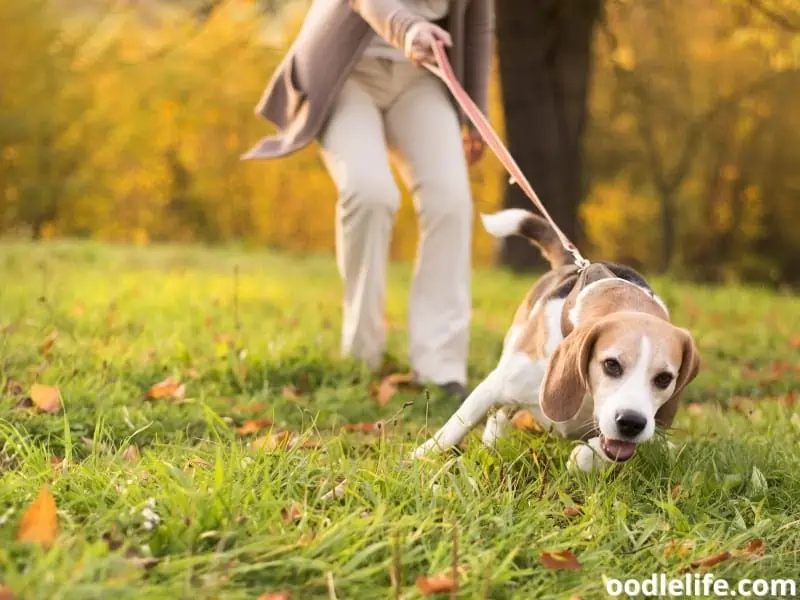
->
[0, 241, 799, 599]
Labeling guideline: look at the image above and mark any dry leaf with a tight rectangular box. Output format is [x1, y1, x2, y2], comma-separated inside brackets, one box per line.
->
[16, 485, 58, 548]
[258, 592, 290, 600]
[281, 385, 303, 402]
[375, 372, 416, 407]
[49, 456, 65, 468]
[298, 438, 322, 449]
[6, 380, 24, 397]
[38, 331, 59, 356]
[671, 483, 682, 500]
[122, 445, 141, 463]
[30, 384, 61, 414]
[539, 550, 581, 571]
[342, 422, 383, 434]
[236, 418, 274, 435]
[791, 336, 800, 350]
[686, 403, 703, 416]
[416, 574, 456, 596]
[687, 551, 732, 570]
[144, 376, 183, 400]
[185, 457, 212, 470]
[0, 586, 16, 600]
[563, 506, 582, 518]
[321, 480, 347, 502]
[251, 431, 293, 451]
[511, 410, 543, 433]
[281, 502, 302, 525]
[739, 539, 766, 557]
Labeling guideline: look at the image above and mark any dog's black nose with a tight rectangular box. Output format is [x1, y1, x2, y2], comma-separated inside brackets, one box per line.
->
[615, 410, 647, 438]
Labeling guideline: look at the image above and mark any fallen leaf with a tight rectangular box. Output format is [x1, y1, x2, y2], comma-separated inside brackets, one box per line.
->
[416, 574, 456, 596]
[122, 445, 141, 463]
[281, 502, 302, 524]
[664, 540, 695, 559]
[5, 380, 24, 397]
[38, 331, 58, 356]
[30, 384, 61, 414]
[342, 422, 383, 434]
[738, 539, 766, 557]
[539, 550, 581, 571]
[687, 403, 703, 416]
[563, 506, 582, 518]
[185, 457, 212, 470]
[16, 485, 58, 548]
[236, 418, 274, 435]
[321, 480, 347, 502]
[127, 554, 160, 570]
[375, 372, 416, 407]
[511, 410, 543, 433]
[281, 385, 303, 402]
[0, 586, 16, 600]
[791, 336, 800, 350]
[258, 592, 290, 600]
[251, 431, 293, 451]
[671, 483, 682, 500]
[298, 438, 322, 449]
[144, 376, 183, 400]
[687, 551, 732, 570]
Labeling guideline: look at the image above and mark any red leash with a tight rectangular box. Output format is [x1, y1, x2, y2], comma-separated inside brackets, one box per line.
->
[424, 42, 590, 271]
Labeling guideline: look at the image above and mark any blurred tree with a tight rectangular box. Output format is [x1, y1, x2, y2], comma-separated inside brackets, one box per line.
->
[494, 0, 601, 271]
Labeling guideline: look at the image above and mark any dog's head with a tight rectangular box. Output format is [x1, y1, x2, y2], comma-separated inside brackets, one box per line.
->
[540, 312, 699, 462]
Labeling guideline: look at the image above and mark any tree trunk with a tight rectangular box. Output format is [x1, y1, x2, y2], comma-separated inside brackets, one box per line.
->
[495, 0, 601, 271]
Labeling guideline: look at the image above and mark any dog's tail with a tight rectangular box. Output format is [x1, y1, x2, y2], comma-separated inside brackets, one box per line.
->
[480, 209, 572, 269]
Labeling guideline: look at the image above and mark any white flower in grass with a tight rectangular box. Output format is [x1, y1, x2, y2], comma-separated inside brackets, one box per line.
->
[141, 497, 161, 530]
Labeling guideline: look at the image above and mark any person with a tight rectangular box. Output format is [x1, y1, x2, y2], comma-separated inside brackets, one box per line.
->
[242, 0, 494, 400]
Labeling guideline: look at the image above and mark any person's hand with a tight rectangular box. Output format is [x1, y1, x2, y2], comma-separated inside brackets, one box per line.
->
[463, 127, 485, 166]
[404, 21, 452, 66]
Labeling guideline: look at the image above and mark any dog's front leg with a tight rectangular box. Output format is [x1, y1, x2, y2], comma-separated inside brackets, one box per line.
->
[481, 407, 512, 448]
[568, 437, 615, 473]
[412, 370, 503, 459]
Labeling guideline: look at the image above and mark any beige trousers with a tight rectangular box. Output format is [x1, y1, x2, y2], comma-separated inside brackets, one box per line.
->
[319, 56, 472, 385]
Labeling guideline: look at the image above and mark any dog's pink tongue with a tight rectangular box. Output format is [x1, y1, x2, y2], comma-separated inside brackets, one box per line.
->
[602, 437, 637, 461]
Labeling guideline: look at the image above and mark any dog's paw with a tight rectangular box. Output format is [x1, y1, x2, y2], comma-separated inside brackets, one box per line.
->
[568, 437, 610, 473]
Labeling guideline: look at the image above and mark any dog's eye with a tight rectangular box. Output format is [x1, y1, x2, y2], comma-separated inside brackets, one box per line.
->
[602, 358, 623, 377]
[653, 372, 674, 389]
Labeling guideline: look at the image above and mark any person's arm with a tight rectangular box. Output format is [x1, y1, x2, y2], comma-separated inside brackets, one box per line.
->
[462, 0, 495, 118]
[349, 0, 425, 50]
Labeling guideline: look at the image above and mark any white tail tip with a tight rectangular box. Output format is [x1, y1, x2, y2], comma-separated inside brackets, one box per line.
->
[479, 209, 532, 239]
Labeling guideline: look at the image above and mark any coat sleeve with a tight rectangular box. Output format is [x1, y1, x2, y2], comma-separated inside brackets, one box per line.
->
[348, 0, 425, 51]
[462, 0, 495, 119]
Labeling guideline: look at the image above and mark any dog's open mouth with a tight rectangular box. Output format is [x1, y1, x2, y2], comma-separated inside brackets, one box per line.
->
[600, 435, 637, 462]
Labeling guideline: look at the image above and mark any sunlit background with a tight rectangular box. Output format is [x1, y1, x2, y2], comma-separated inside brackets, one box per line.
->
[1, 0, 798, 283]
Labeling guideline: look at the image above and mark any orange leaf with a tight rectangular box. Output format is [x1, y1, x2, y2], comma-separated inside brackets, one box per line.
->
[539, 550, 581, 571]
[49, 456, 65, 468]
[30, 384, 61, 414]
[251, 431, 293, 451]
[739, 539, 766, 557]
[791, 336, 800, 350]
[686, 403, 703, 416]
[375, 372, 416, 407]
[233, 401, 269, 414]
[687, 551, 732, 570]
[258, 592, 290, 600]
[511, 410, 543, 433]
[563, 506, 582, 518]
[671, 483, 682, 500]
[416, 574, 456, 596]
[281, 385, 303, 402]
[0, 586, 16, 600]
[144, 376, 180, 400]
[236, 418, 274, 435]
[16, 485, 58, 548]
[38, 331, 58, 356]
[281, 502, 302, 525]
[122, 445, 141, 463]
[342, 422, 383, 434]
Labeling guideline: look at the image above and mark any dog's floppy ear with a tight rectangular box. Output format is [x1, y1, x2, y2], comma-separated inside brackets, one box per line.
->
[655, 328, 700, 428]
[540, 319, 608, 423]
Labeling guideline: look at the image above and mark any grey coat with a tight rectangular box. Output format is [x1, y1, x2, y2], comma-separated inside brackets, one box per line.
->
[242, 0, 494, 160]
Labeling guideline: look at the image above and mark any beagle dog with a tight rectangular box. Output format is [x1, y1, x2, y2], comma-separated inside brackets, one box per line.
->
[413, 209, 700, 471]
